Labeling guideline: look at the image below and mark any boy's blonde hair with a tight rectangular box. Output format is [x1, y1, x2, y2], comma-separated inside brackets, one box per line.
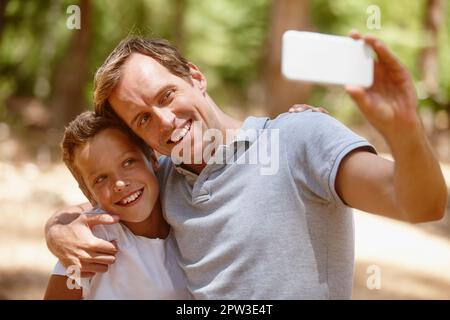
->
[61, 110, 153, 204]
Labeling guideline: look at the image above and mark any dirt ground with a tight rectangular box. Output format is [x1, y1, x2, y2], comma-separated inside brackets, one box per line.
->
[0, 158, 449, 300]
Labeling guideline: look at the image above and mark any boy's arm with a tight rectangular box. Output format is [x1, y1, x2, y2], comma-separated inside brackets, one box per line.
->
[43, 275, 82, 300]
[45, 203, 119, 277]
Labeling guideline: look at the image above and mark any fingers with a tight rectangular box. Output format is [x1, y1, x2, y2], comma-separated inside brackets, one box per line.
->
[82, 252, 116, 266]
[85, 213, 119, 227]
[288, 104, 309, 112]
[348, 29, 362, 40]
[362, 35, 401, 69]
[80, 263, 109, 274]
[348, 30, 402, 71]
[81, 272, 96, 278]
[288, 104, 329, 114]
[314, 107, 330, 115]
[90, 239, 119, 255]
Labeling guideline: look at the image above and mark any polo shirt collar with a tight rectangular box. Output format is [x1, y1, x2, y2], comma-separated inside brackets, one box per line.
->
[173, 116, 270, 177]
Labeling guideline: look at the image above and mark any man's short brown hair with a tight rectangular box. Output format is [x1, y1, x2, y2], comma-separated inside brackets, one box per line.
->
[61, 110, 153, 204]
[93, 37, 192, 116]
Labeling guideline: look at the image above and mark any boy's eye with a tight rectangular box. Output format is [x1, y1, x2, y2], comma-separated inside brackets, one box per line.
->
[139, 113, 150, 126]
[124, 158, 134, 167]
[94, 175, 107, 184]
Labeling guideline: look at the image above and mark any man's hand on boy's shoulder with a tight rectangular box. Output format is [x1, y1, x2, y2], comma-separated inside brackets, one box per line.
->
[46, 205, 120, 277]
[288, 104, 330, 115]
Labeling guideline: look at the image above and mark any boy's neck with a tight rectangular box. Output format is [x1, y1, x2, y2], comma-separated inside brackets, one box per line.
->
[120, 200, 170, 239]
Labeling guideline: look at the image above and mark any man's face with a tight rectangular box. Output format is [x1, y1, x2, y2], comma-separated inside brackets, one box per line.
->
[75, 128, 159, 223]
[109, 53, 218, 162]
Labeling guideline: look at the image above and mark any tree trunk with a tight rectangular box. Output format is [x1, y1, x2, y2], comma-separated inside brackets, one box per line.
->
[0, 0, 8, 40]
[264, 0, 313, 118]
[50, 0, 92, 126]
[173, 0, 186, 50]
[419, 0, 442, 97]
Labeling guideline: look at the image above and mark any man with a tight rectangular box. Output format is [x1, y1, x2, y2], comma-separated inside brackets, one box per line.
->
[45, 31, 447, 299]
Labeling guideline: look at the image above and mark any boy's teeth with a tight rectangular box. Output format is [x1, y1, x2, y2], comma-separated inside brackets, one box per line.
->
[120, 189, 142, 205]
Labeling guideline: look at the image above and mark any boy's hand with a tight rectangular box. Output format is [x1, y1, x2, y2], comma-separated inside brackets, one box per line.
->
[46, 209, 120, 277]
[288, 104, 329, 114]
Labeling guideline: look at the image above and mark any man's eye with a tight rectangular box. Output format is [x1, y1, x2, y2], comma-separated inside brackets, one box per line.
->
[162, 90, 174, 104]
[139, 113, 150, 126]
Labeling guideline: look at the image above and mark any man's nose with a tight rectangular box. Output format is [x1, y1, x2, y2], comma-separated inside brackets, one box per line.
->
[113, 180, 129, 193]
[152, 107, 175, 135]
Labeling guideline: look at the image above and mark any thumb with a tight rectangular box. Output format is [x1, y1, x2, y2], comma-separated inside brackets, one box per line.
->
[110, 240, 119, 251]
[85, 214, 120, 227]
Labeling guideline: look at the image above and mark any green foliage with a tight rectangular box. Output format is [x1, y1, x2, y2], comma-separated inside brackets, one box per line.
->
[0, 0, 449, 132]
[310, 0, 450, 121]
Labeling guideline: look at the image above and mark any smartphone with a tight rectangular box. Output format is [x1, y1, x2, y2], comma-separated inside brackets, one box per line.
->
[281, 31, 374, 87]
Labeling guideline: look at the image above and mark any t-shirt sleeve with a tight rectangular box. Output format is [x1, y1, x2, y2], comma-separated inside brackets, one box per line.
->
[52, 261, 67, 276]
[156, 155, 173, 204]
[281, 111, 376, 205]
[51, 260, 91, 297]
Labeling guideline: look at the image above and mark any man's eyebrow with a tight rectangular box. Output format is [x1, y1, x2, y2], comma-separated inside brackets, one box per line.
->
[130, 84, 174, 128]
[155, 84, 174, 101]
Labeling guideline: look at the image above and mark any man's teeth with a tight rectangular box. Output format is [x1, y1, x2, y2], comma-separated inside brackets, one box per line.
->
[119, 189, 142, 205]
[171, 122, 191, 143]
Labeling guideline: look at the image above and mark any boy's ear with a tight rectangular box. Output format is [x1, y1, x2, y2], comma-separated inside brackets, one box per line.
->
[187, 62, 207, 93]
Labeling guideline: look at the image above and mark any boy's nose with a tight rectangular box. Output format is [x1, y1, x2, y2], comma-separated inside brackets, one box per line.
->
[113, 180, 129, 193]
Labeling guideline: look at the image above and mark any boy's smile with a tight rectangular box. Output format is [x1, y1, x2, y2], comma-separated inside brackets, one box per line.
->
[115, 187, 144, 206]
[74, 128, 159, 223]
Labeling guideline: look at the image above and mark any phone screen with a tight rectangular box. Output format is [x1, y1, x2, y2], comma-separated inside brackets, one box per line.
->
[282, 31, 374, 87]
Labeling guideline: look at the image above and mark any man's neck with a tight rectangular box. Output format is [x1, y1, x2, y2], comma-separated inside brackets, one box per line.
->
[121, 200, 170, 239]
[181, 163, 207, 175]
[181, 105, 244, 175]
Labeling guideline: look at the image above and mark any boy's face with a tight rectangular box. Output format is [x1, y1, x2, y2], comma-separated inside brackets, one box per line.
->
[74, 128, 159, 223]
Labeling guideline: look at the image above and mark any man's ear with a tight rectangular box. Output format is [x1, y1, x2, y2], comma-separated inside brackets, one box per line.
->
[188, 62, 207, 93]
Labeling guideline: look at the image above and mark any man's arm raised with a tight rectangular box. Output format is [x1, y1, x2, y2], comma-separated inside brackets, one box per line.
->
[45, 203, 120, 277]
[335, 31, 447, 223]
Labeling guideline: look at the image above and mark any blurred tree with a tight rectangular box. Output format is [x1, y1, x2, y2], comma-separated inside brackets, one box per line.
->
[419, 0, 449, 125]
[0, 0, 8, 39]
[50, 0, 92, 125]
[264, 0, 313, 117]
[173, 0, 187, 50]
[0, 0, 449, 162]
[420, 0, 442, 96]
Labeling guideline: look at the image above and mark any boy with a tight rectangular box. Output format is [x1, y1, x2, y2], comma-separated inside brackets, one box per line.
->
[44, 111, 190, 299]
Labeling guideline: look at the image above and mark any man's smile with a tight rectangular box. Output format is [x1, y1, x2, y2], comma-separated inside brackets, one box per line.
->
[168, 119, 192, 144]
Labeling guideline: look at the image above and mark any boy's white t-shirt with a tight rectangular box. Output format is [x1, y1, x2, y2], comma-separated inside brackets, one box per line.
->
[52, 209, 191, 300]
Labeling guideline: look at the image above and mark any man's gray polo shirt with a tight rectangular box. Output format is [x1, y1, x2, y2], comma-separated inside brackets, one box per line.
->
[158, 111, 376, 299]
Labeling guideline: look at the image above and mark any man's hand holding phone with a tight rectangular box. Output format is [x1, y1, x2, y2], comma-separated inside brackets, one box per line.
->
[282, 29, 422, 144]
[345, 30, 421, 143]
